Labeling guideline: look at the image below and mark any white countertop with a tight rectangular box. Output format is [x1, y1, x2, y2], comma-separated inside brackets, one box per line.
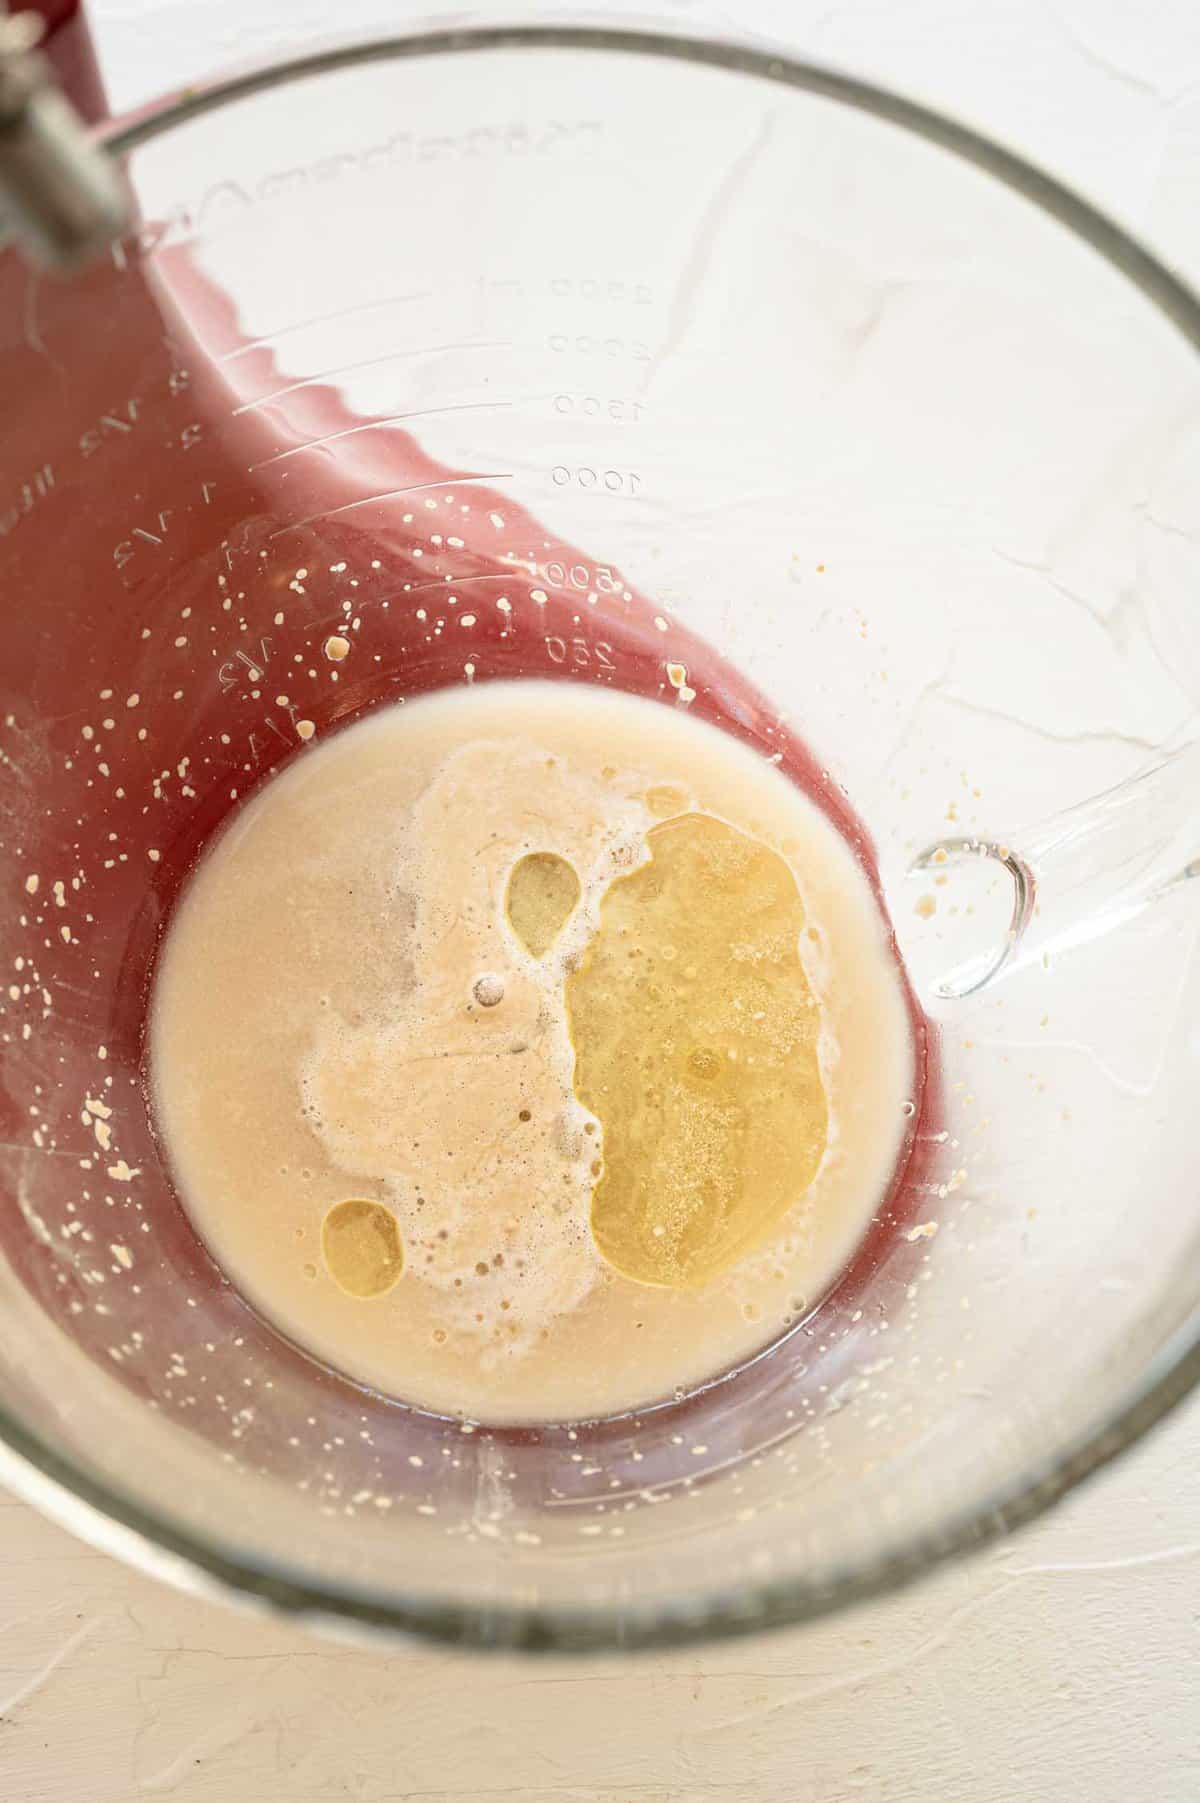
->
[4, 1404, 1198, 1799]
[4, 4, 1200, 1798]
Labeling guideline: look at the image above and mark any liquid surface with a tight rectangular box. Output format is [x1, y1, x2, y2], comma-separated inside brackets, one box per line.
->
[568, 813, 828, 1289]
[151, 682, 913, 1421]
[321, 1200, 404, 1299]
[507, 853, 582, 959]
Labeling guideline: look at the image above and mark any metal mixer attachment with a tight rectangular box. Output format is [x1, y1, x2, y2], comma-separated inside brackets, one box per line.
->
[0, 8, 127, 269]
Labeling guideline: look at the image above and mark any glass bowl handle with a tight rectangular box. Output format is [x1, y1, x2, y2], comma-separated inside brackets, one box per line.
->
[902, 738, 1200, 1001]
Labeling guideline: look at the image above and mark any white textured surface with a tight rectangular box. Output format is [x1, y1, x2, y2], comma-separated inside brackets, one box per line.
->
[3, 4, 1199, 1798]
[3, 1407, 1198, 1800]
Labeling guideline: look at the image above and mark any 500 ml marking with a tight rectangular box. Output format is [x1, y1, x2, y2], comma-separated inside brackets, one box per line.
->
[510, 555, 631, 600]
[544, 561, 626, 597]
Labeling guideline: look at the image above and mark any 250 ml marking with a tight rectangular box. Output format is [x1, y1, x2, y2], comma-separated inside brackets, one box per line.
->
[544, 636, 616, 669]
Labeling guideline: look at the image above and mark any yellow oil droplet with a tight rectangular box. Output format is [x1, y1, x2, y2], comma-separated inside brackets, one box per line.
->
[506, 852, 581, 958]
[321, 1199, 404, 1298]
[644, 783, 689, 819]
[566, 812, 827, 1289]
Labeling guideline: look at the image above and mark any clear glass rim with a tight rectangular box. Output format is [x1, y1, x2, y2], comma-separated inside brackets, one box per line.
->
[3, 15, 1198, 1654]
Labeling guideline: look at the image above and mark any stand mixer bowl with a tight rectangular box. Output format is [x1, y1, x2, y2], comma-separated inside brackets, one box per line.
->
[2, 22, 1200, 1651]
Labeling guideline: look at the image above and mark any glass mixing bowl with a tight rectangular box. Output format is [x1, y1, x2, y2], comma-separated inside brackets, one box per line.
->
[2, 20, 1200, 1652]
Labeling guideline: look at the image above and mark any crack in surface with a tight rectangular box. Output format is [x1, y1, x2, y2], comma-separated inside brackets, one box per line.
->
[989, 545, 1113, 629]
[0, 1613, 99, 1717]
[1006, 1540, 1200, 1576]
[694, 1578, 1024, 1735]
[652, 106, 777, 381]
[932, 687, 1161, 753]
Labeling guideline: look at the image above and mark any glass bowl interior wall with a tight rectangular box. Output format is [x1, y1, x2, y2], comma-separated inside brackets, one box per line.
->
[1, 30, 1199, 1648]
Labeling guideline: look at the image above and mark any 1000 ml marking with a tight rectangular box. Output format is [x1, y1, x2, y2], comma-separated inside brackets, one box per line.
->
[551, 466, 641, 495]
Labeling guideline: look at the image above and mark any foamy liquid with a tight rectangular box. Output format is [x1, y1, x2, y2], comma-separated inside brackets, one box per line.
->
[151, 682, 913, 1421]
